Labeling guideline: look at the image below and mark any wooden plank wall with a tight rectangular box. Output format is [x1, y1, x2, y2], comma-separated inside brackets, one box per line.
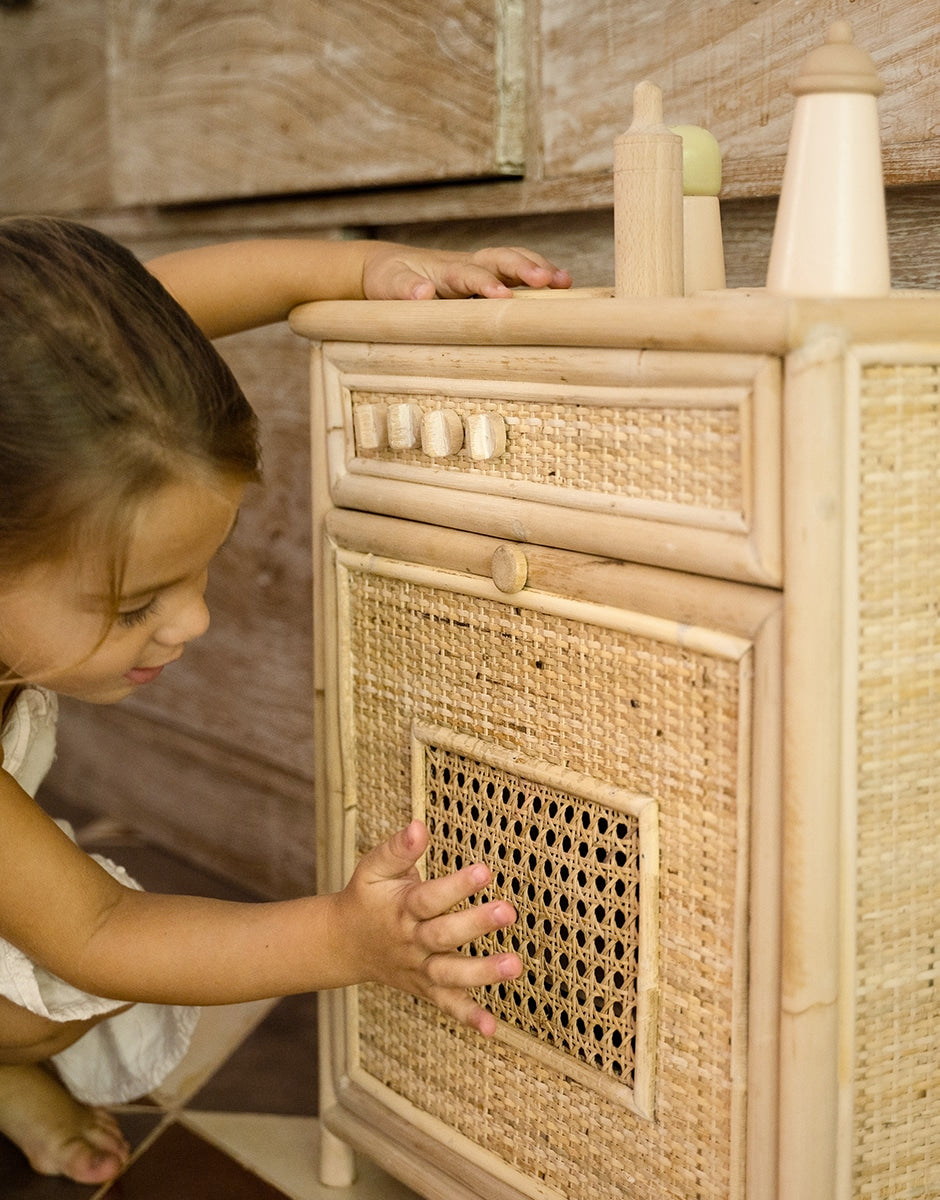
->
[5, 0, 940, 896]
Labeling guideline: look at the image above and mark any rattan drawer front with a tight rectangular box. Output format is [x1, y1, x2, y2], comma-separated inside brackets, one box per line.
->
[321, 515, 782, 1200]
[318, 343, 782, 585]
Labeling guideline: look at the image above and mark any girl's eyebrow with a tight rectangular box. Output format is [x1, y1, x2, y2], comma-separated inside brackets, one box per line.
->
[104, 512, 242, 605]
[119, 572, 187, 604]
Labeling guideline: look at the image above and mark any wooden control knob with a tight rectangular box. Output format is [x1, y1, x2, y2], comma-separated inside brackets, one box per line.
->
[352, 403, 388, 452]
[465, 413, 507, 461]
[421, 409, 464, 458]
[491, 543, 528, 593]
[387, 403, 422, 450]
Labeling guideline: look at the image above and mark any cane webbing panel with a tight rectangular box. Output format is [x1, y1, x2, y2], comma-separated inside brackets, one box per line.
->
[337, 556, 750, 1200]
[350, 388, 744, 514]
[854, 361, 940, 1198]
[411, 723, 658, 1115]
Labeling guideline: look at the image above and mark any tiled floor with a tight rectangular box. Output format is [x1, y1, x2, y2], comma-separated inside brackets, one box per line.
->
[1, 810, 418, 1200]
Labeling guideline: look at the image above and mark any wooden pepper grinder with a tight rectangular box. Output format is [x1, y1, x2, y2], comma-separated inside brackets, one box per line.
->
[614, 81, 684, 297]
[766, 21, 890, 296]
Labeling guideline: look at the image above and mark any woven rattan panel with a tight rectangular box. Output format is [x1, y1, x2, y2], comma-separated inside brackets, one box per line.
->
[411, 723, 658, 1116]
[854, 362, 940, 1198]
[350, 389, 743, 513]
[338, 557, 749, 1200]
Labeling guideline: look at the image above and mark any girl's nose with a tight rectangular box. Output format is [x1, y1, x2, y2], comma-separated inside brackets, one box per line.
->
[153, 582, 211, 647]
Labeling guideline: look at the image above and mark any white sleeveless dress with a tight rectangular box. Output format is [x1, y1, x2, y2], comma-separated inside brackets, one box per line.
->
[0, 686, 199, 1104]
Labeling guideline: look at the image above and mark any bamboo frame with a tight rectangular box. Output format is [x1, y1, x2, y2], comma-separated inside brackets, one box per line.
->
[290, 291, 940, 357]
[778, 331, 847, 1199]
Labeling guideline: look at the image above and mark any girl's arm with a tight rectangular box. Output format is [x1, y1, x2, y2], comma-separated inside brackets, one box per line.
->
[0, 770, 519, 1034]
[146, 238, 572, 339]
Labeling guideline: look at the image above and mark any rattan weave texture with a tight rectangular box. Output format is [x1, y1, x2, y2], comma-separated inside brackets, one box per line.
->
[854, 362, 940, 1198]
[350, 389, 743, 512]
[339, 562, 749, 1200]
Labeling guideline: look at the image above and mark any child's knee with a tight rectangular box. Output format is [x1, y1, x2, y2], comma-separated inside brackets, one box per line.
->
[0, 996, 120, 1065]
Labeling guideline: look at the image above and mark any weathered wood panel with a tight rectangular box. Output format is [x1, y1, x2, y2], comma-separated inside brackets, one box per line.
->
[540, 0, 940, 197]
[109, 0, 525, 206]
[44, 701, 317, 899]
[0, 0, 110, 213]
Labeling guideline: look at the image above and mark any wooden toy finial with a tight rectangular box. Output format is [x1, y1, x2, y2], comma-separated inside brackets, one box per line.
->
[629, 79, 666, 129]
[791, 21, 884, 96]
[669, 125, 722, 198]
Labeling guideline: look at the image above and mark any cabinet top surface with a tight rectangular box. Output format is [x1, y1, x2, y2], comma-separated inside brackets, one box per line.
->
[289, 289, 940, 356]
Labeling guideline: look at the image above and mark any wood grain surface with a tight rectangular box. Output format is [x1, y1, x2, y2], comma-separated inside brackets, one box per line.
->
[109, 0, 524, 205]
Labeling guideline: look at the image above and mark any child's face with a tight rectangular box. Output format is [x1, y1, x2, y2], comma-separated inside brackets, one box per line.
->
[0, 474, 244, 704]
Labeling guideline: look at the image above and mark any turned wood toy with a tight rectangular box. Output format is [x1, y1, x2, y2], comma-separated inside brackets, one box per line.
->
[670, 123, 727, 294]
[766, 21, 890, 296]
[614, 81, 684, 297]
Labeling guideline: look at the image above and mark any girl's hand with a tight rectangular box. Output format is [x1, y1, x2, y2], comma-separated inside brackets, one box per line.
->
[362, 244, 572, 301]
[335, 820, 521, 1035]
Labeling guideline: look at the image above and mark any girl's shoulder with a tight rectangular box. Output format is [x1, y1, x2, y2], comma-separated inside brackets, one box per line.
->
[0, 685, 58, 797]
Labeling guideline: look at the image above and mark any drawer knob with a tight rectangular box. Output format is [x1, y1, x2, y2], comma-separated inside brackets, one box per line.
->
[421, 409, 464, 458]
[465, 413, 507, 461]
[352, 403, 387, 452]
[387, 403, 422, 450]
[491, 543, 528, 593]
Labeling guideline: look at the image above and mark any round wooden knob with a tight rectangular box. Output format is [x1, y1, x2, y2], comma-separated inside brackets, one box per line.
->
[421, 409, 464, 458]
[491, 544, 528, 593]
[387, 403, 422, 449]
[465, 412, 507, 460]
[352, 403, 388, 452]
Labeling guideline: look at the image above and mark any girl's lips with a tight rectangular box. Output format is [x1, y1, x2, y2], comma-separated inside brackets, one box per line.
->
[125, 664, 165, 686]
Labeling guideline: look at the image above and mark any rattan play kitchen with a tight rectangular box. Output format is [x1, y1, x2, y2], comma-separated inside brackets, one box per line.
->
[290, 26, 936, 1200]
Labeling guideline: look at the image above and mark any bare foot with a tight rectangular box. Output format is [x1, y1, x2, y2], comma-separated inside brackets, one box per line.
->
[0, 1063, 129, 1182]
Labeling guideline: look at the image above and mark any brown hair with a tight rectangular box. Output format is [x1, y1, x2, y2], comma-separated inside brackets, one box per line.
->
[0, 216, 261, 584]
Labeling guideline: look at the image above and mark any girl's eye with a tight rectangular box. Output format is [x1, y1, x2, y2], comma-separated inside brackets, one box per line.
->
[117, 596, 160, 629]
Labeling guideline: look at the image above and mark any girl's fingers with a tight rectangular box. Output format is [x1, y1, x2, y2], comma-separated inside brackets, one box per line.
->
[416, 898, 518, 954]
[425, 952, 522, 1035]
[404, 860, 496, 921]
[426, 948, 522, 992]
[470, 246, 573, 289]
[357, 820, 428, 882]
[433, 262, 515, 298]
[436, 994, 501, 1037]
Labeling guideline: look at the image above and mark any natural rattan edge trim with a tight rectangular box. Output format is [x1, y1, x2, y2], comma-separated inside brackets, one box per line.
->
[344, 1062, 569, 1200]
[343, 457, 751, 535]
[333, 548, 755, 662]
[411, 720, 655, 821]
[326, 1080, 552, 1200]
[835, 348, 862, 1200]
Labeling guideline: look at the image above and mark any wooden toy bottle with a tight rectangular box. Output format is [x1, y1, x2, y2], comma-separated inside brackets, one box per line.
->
[613, 81, 684, 297]
[766, 21, 890, 296]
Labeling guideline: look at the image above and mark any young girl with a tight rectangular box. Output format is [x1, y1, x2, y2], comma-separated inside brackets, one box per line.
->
[0, 216, 571, 1183]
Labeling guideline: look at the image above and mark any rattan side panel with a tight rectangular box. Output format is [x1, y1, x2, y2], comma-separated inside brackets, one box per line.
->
[336, 554, 751, 1200]
[853, 362, 940, 1198]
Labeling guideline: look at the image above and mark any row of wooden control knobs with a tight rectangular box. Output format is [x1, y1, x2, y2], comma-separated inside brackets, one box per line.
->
[353, 402, 507, 461]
